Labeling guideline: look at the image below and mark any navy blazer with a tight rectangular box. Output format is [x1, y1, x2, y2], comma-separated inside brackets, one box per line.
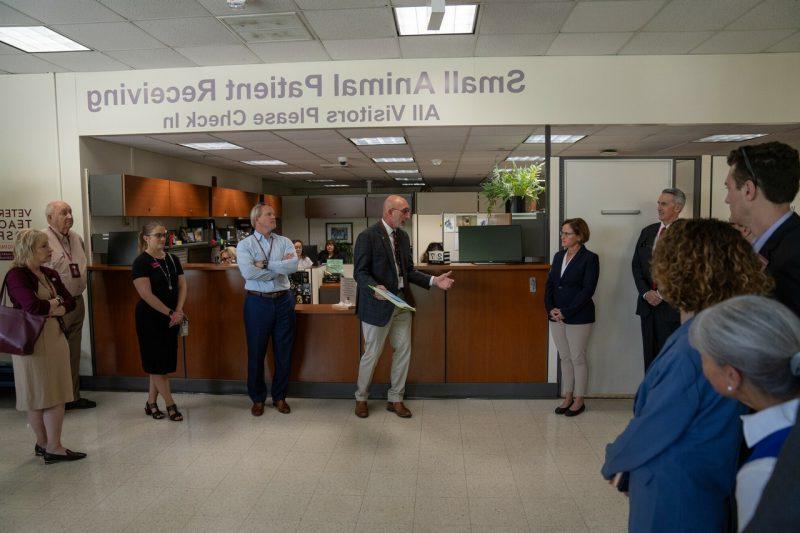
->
[631, 222, 680, 320]
[760, 212, 800, 318]
[544, 246, 599, 324]
[353, 222, 431, 327]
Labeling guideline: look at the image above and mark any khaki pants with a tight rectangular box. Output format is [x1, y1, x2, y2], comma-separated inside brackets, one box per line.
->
[62, 294, 85, 401]
[356, 308, 412, 403]
[551, 321, 592, 397]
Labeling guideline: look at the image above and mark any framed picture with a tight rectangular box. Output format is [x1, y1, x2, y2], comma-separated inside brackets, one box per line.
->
[326, 222, 353, 244]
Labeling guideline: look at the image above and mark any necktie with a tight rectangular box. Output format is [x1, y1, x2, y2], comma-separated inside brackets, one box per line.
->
[652, 226, 665, 289]
[391, 229, 403, 272]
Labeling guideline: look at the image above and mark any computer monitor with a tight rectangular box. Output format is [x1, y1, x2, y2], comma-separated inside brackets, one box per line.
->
[303, 245, 319, 264]
[457, 225, 523, 263]
[107, 231, 140, 266]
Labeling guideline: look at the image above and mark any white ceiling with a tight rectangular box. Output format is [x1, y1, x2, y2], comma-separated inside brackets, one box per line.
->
[0, 0, 799, 74]
[91, 123, 800, 190]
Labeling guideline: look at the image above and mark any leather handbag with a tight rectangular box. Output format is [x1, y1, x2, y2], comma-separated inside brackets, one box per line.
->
[0, 277, 47, 355]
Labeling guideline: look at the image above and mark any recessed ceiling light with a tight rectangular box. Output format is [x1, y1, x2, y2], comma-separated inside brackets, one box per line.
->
[350, 137, 406, 146]
[280, 171, 314, 175]
[506, 156, 545, 162]
[525, 135, 585, 144]
[242, 160, 286, 166]
[386, 169, 419, 174]
[181, 142, 243, 150]
[401, 182, 426, 187]
[373, 157, 415, 163]
[0, 26, 90, 53]
[693, 134, 768, 143]
[306, 179, 334, 183]
[323, 184, 350, 188]
[393, 177, 422, 181]
[394, 5, 478, 36]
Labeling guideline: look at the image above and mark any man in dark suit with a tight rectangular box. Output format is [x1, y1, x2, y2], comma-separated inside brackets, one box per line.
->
[353, 195, 454, 418]
[725, 141, 800, 318]
[632, 188, 685, 372]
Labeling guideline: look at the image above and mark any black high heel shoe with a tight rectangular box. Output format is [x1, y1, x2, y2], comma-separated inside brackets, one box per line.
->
[166, 404, 183, 422]
[34, 444, 45, 456]
[145, 402, 165, 419]
[564, 403, 586, 417]
[43, 449, 87, 465]
[554, 399, 574, 415]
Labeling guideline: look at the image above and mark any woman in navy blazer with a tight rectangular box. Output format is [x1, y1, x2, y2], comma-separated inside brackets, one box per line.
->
[545, 218, 599, 417]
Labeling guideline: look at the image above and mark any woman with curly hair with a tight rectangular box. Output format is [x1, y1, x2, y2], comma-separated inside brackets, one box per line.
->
[601, 219, 772, 533]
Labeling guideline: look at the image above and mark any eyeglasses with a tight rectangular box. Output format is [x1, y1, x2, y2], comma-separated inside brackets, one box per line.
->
[148, 232, 167, 239]
[739, 147, 759, 187]
[391, 208, 411, 215]
[560, 231, 576, 237]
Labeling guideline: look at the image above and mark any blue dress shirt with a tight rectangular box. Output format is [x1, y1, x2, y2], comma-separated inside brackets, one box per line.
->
[236, 231, 298, 293]
[753, 210, 793, 253]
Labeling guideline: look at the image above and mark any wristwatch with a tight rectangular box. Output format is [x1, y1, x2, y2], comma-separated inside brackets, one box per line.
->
[55, 295, 64, 306]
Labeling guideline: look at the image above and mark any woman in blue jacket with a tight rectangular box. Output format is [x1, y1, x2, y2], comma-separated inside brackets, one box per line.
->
[602, 219, 772, 533]
[545, 218, 599, 417]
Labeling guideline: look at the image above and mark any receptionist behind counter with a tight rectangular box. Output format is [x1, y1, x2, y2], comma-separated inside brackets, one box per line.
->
[317, 240, 345, 264]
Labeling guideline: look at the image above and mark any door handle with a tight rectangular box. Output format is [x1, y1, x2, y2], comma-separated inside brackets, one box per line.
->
[601, 209, 641, 215]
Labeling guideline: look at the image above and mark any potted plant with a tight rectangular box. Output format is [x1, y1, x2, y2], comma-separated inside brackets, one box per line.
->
[482, 162, 545, 214]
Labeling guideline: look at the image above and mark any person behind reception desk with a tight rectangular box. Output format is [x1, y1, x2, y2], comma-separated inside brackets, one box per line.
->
[236, 203, 298, 417]
[131, 221, 186, 422]
[353, 195, 454, 419]
[688, 296, 800, 531]
[219, 246, 237, 264]
[317, 240, 344, 264]
[293, 239, 314, 270]
[602, 219, 772, 533]
[545, 218, 599, 417]
[4, 230, 87, 464]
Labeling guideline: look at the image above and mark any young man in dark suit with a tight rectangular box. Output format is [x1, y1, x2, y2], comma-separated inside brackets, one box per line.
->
[631, 188, 685, 372]
[353, 195, 454, 418]
[725, 141, 800, 318]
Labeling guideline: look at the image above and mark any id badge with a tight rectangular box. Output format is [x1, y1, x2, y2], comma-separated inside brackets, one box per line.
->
[69, 263, 81, 278]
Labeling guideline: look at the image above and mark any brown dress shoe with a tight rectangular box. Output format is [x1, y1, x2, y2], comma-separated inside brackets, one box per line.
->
[355, 401, 369, 418]
[387, 402, 412, 418]
[273, 399, 291, 414]
[251, 402, 265, 417]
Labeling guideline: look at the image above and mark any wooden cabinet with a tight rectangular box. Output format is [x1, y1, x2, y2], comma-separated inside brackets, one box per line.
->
[263, 194, 282, 218]
[305, 195, 365, 218]
[123, 175, 171, 216]
[211, 187, 259, 218]
[169, 181, 210, 217]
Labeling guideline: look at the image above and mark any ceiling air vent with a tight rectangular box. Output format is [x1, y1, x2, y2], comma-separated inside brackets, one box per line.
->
[218, 12, 312, 43]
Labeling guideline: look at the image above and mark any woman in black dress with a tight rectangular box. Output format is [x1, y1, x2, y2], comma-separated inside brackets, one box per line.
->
[132, 221, 187, 421]
[317, 240, 345, 264]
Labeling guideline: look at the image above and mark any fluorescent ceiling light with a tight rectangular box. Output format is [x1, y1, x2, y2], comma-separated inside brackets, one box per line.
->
[693, 134, 768, 143]
[373, 157, 414, 163]
[350, 137, 406, 146]
[394, 5, 478, 36]
[181, 142, 243, 150]
[0, 26, 90, 53]
[306, 179, 334, 183]
[323, 184, 349, 188]
[280, 171, 314, 175]
[242, 159, 286, 166]
[401, 183, 426, 187]
[525, 135, 585, 144]
[506, 156, 545, 162]
[393, 177, 423, 181]
[386, 169, 419, 174]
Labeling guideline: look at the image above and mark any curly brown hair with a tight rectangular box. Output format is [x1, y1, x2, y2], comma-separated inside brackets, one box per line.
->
[651, 219, 773, 313]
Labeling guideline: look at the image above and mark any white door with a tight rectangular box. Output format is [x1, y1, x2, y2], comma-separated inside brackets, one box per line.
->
[563, 159, 673, 395]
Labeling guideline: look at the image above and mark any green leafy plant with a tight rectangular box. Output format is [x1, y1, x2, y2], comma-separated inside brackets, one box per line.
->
[482, 163, 545, 214]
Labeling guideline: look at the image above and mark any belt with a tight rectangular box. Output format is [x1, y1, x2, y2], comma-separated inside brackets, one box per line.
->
[247, 289, 289, 299]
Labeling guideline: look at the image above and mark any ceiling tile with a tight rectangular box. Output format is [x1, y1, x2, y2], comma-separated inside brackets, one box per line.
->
[546, 32, 633, 56]
[561, 1, 665, 33]
[768, 31, 800, 52]
[34, 51, 131, 71]
[619, 31, 714, 55]
[248, 41, 330, 62]
[176, 45, 261, 66]
[0, 3, 42, 25]
[644, 0, 761, 32]
[469, 126, 532, 137]
[728, 0, 800, 31]
[479, 2, 574, 35]
[0, 54, 67, 73]
[150, 133, 222, 143]
[691, 30, 795, 54]
[297, 0, 385, 7]
[400, 35, 476, 58]
[104, 49, 197, 69]
[98, 0, 210, 20]
[51, 22, 166, 51]
[475, 34, 556, 56]
[303, 8, 396, 40]
[195, 0, 300, 16]
[134, 17, 241, 47]
[3, 0, 123, 24]
[323, 38, 400, 60]
[0, 43, 25, 55]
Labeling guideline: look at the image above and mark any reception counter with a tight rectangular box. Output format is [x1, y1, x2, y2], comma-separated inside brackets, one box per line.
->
[87, 263, 555, 397]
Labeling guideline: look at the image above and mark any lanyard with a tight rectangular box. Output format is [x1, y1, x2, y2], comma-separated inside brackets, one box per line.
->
[48, 227, 73, 262]
[255, 233, 273, 263]
[149, 252, 174, 292]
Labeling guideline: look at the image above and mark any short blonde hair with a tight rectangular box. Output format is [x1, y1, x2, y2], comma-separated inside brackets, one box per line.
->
[250, 203, 275, 227]
[12, 229, 48, 268]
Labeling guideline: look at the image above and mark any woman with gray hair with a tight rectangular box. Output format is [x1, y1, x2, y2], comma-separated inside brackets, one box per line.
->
[689, 295, 800, 531]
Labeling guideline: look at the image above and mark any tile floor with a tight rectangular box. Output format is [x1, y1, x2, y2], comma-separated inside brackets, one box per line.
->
[0, 391, 633, 532]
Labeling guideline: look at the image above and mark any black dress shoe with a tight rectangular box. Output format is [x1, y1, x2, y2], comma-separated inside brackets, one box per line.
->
[564, 404, 586, 417]
[43, 449, 87, 464]
[34, 444, 45, 456]
[65, 398, 97, 410]
[554, 400, 574, 415]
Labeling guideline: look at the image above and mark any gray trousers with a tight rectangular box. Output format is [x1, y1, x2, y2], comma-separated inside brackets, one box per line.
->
[551, 321, 592, 397]
[62, 294, 85, 401]
[356, 308, 412, 403]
